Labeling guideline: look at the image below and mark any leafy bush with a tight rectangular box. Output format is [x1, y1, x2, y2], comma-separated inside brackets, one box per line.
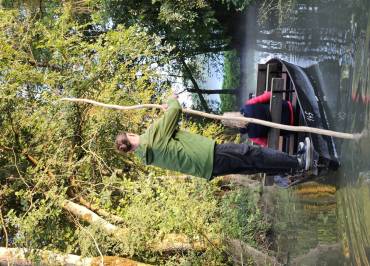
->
[221, 187, 270, 248]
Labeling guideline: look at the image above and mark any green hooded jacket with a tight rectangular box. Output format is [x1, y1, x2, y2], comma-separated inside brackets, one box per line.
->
[135, 98, 215, 179]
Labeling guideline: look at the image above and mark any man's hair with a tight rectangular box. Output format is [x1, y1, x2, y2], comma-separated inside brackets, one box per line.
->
[115, 132, 132, 153]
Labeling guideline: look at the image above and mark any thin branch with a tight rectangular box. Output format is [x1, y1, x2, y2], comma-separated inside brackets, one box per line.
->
[60, 98, 364, 140]
[27, 60, 63, 71]
[176, 88, 189, 94]
[72, 216, 104, 265]
[80, 138, 113, 175]
[12, 149, 30, 190]
[0, 208, 9, 250]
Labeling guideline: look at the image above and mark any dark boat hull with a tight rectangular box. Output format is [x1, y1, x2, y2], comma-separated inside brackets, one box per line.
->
[266, 58, 340, 170]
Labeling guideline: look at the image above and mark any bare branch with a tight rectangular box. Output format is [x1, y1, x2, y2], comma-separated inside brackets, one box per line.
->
[60, 98, 362, 140]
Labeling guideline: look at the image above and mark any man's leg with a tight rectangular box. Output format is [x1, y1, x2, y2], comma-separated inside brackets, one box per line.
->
[211, 143, 301, 177]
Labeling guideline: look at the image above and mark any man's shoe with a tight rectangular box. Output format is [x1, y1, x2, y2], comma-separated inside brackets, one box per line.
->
[297, 137, 313, 171]
[297, 141, 305, 155]
[304, 137, 312, 171]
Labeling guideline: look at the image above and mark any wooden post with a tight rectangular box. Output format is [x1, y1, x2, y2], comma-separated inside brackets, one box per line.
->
[256, 64, 267, 96]
[267, 78, 284, 149]
[265, 63, 281, 92]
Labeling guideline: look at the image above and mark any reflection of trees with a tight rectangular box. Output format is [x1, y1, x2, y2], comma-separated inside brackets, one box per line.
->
[268, 182, 339, 263]
[256, 0, 352, 61]
[291, 243, 342, 265]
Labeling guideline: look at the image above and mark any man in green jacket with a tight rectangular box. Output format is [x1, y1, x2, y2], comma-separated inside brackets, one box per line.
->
[115, 96, 314, 180]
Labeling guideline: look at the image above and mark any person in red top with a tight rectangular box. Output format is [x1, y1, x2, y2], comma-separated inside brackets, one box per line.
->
[240, 91, 294, 147]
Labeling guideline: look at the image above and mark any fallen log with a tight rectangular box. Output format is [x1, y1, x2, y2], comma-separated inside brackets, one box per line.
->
[227, 239, 281, 266]
[20, 152, 217, 254]
[62, 199, 121, 235]
[0, 247, 151, 266]
[77, 196, 125, 224]
[62, 199, 216, 253]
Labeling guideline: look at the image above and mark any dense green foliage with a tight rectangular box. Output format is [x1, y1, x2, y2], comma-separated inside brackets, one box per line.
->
[0, 1, 268, 264]
[221, 187, 269, 248]
[220, 50, 240, 112]
[98, 0, 248, 56]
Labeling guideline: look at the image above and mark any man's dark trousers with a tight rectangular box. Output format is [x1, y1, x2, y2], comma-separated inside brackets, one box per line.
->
[211, 143, 300, 178]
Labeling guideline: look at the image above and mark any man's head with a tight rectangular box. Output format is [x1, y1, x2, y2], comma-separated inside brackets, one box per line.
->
[115, 132, 139, 153]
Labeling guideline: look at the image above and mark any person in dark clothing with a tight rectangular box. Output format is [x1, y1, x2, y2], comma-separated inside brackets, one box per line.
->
[240, 91, 294, 147]
[115, 95, 315, 180]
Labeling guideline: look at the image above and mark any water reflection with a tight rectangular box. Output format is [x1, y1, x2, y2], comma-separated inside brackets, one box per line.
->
[242, 0, 370, 264]
[256, 1, 354, 62]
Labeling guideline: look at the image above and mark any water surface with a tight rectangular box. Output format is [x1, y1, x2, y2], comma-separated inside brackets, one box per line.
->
[241, 1, 370, 264]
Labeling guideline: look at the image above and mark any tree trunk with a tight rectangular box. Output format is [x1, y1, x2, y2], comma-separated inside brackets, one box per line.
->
[179, 57, 211, 113]
[0, 247, 151, 266]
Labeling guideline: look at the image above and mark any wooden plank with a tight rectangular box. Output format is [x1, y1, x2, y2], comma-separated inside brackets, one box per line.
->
[281, 71, 290, 153]
[264, 175, 274, 186]
[282, 78, 290, 97]
[289, 133, 295, 155]
[278, 136, 283, 150]
[266, 63, 280, 92]
[280, 71, 296, 154]
[267, 78, 284, 149]
[256, 64, 267, 96]
[289, 81, 298, 154]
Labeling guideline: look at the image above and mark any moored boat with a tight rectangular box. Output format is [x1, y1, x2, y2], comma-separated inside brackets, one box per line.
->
[256, 58, 340, 171]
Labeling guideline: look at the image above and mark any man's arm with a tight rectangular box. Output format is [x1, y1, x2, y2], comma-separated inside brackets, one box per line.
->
[153, 95, 182, 138]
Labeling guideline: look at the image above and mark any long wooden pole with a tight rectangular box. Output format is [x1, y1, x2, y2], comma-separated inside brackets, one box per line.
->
[60, 98, 365, 140]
